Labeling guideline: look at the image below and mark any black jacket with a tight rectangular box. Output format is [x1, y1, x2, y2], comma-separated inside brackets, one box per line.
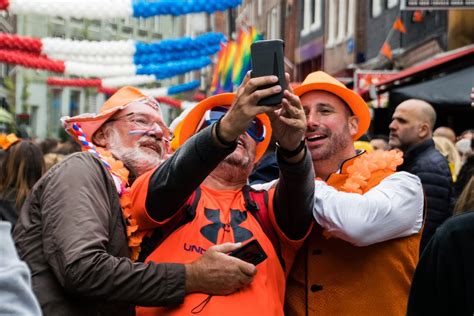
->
[398, 139, 454, 252]
[407, 211, 474, 315]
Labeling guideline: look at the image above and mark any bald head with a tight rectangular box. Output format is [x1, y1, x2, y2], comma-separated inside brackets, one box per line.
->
[434, 126, 456, 143]
[389, 99, 437, 151]
[398, 99, 436, 131]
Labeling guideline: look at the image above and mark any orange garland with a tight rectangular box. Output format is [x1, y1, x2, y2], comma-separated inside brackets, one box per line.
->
[341, 150, 404, 194]
[96, 147, 150, 261]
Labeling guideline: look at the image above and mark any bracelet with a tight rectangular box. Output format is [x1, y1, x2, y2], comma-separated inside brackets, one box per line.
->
[276, 140, 306, 158]
[214, 117, 236, 147]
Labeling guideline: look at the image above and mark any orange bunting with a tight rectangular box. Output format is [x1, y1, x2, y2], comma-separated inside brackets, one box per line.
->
[380, 42, 393, 60]
[392, 17, 406, 33]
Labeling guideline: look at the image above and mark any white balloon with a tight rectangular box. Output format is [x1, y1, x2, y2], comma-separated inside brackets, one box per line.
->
[42, 38, 135, 56]
[9, 0, 132, 19]
[64, 61, 136, 77]
[102, 75, 157, 87]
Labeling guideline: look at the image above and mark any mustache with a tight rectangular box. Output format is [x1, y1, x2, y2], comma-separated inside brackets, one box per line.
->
[306, 126, 331, 135]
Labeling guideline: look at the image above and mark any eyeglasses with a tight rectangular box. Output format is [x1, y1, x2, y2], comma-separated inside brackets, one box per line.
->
[200, 106, 266, 143]
[109, 112, 170, 139]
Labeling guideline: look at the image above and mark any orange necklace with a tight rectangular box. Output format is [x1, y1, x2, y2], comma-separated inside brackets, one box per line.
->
[96, 147, 148, 261]
[342, 149, 404, 194]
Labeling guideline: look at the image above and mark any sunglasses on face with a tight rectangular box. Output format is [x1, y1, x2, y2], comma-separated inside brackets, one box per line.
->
[201, 106, 266, 143]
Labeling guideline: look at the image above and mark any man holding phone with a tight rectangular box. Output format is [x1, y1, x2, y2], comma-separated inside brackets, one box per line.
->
[129, 71, 314, 315]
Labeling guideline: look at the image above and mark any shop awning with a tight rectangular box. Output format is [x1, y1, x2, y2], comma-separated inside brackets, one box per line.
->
[359, 45, 474, 101]
[389, 65, 474, 109]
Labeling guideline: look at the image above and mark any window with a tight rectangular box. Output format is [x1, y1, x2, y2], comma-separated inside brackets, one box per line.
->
[387, 0, 399, 9]
[326, 0, 337, 47]
[139, 17, 147, 30]
[266, 6, 278, 39]
[372, 0, 382, 17]
[153, 17, 160, 33]
[346, 0, 355, 38]
[335, 0, 347, 44]
[301, 0, 322, 36]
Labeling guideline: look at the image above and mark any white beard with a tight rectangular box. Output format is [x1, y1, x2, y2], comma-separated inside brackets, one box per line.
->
[107, 129, 164, 177]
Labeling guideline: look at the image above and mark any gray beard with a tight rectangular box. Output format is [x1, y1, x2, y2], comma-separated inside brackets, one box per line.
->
[107, 129, 164, 177]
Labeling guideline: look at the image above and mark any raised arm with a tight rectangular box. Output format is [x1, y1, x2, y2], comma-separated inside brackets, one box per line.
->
[269, 78, 315, 239]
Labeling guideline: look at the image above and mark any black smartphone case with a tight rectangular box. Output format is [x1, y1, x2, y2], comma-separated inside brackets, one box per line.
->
[229, 239, 268, 265]
[250, 39, 286, 106]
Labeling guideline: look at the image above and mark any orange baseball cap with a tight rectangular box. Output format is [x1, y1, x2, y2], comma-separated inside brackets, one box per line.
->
[174, 93, 272, 163]
[294, 71, 370, 140]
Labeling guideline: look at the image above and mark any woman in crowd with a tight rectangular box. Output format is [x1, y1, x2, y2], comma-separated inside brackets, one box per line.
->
[0, 140, 45, 226]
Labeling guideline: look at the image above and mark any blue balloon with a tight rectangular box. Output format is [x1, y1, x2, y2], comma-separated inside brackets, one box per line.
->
[132, 0, 242, 18]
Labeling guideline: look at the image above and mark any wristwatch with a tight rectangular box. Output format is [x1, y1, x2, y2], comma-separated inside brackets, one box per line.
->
[276, 140, 306, 158]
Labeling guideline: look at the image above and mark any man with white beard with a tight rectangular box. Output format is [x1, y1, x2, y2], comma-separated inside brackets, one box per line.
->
[13, 87, 256, 316]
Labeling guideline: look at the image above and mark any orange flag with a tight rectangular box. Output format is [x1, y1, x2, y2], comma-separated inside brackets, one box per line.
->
[392, 17, 406, 33]
[413, 11, 423, 23]
[380, 42, 393, 60]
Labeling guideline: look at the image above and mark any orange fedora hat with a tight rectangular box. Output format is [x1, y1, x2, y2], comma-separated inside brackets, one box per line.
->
[175, 93, 272, 163]
[294, 71, 370, 140]
[62, 86, 155, 143]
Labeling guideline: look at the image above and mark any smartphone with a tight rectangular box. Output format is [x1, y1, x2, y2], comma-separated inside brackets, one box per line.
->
[250, 39, 286, 106]
[229, 239, 268, 265]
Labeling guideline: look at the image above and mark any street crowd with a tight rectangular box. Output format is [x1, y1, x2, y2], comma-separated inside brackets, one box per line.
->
[0, 70, 473, 316]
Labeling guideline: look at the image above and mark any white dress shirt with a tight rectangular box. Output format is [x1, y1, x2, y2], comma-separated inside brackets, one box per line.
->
[252, 171, 424, 246]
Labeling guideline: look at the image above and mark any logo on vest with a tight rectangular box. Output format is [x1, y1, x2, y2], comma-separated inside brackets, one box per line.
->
[200, 208, 253, 244]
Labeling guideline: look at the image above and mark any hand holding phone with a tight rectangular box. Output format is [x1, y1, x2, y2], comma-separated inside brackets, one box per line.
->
[250, 39, 287, 106]
[229, 239, 268, 265]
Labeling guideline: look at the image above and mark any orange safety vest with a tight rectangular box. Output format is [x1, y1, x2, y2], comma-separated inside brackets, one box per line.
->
[285, 154, 421, 316]
[131, 182, 305, 316]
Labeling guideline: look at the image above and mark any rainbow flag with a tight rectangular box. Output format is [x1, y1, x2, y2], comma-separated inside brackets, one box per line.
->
[210, 26, 263, 94]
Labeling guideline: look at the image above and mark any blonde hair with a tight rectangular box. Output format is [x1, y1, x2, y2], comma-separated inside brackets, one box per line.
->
[454, 176, 474, 214]
[433, 136, 462, 181]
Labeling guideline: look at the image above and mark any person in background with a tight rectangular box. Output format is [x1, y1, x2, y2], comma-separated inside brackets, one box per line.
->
[0, 220, 42, 315]
[370, 134, 390, 151]
[249, 137, 279, 185]
[13, 86, 255, 316]
[353, 140, 374, 153]
[39, 138, 59, 155]
[272, 71, 424, 316]
[43, 138, 82, 171]
[0, 136, 45, 227]
[389, 99, 454, 251]
[455, 138, 474, 198]
[407, 177, 474, 316]
[433, 136, 462, 182]
[456, 138, 472, 162]
[433, 126, 456, 144]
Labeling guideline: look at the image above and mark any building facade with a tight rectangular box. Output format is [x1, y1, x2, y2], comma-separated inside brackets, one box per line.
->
[15, 15, 182, 139]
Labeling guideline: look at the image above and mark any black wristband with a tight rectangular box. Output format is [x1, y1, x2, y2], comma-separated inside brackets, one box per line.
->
[276, 140, 306, 158]
[214, 117, 236, 147]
